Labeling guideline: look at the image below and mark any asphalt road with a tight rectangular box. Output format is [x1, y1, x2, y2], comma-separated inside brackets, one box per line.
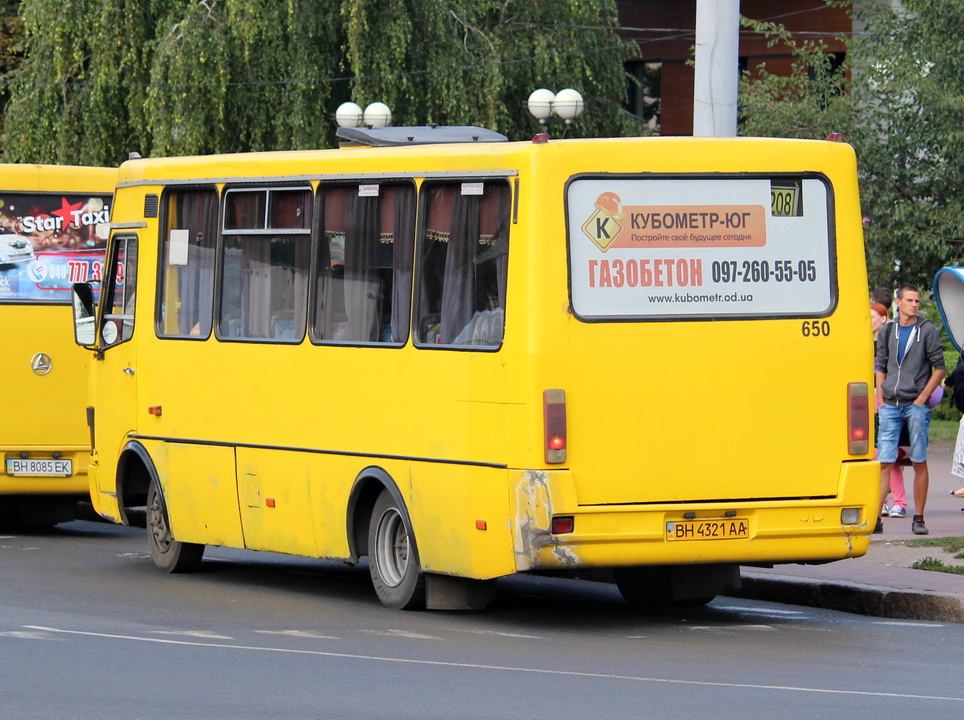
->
[2, 518, 963, 720]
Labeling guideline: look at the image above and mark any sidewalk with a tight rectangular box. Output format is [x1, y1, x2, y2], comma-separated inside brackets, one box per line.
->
[730, 443, 964, 623]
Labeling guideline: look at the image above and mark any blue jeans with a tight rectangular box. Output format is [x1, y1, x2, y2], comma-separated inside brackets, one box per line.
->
[877, 403, 931, 464]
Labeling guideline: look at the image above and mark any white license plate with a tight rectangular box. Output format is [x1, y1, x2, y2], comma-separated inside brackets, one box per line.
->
[666, 518, 749, 541]
[5, 458, 72, 477]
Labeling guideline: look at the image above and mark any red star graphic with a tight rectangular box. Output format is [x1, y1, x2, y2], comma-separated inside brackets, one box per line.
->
[51, 197, 84, 226]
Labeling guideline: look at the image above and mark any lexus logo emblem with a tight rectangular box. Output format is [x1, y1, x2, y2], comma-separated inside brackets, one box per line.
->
[30, 352, 52, 375]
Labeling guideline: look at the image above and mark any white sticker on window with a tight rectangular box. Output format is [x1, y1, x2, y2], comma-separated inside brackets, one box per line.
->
[169, 229, 189, 266]
[461, 182, 484, 196]
[358, 184, 380, 197]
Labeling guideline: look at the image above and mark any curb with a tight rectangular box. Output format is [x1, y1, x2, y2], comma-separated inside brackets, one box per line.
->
[730, 571, 964, 624]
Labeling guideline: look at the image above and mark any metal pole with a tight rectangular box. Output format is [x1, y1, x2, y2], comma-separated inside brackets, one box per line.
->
[693, 0, 740, 137]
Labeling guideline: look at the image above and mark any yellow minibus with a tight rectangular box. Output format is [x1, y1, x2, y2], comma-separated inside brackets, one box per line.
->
[1, 164, 115, 526]
[72, 127, 877, 609]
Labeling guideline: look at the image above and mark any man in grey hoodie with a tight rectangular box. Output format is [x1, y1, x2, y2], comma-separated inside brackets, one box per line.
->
[874, 284, 946, 535]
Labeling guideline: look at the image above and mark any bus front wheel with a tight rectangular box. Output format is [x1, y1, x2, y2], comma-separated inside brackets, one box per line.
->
[368, 489, 425, 610]
[147, 482, 204, 573]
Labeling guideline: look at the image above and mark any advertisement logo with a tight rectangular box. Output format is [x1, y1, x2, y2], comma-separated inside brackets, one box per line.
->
[580, 192, 623, 252]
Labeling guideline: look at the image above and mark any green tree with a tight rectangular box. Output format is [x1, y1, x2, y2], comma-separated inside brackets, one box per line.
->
[738, 0, 964, 291]
[848, 0, 964, 289]
[148, 0, 344, 156]
[342, 0, 639, 139]
[1, 0, 176, 164]
[0, 0, 24, 119]
[2, 0, 640, 163]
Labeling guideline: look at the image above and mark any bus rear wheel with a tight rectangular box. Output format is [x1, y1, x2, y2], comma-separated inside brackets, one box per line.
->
[147, 482, 204, 573]
[368, 489, 425, 610]
[614, 566, 715, 609]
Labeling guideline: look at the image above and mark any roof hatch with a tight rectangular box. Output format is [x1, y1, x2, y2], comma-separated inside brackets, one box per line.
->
[336, 125, 508, 147]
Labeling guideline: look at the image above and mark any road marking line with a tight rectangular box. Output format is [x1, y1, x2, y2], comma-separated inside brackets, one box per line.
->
[255, 630, 338, 639]
[457, 629, 546, 639]
[724, 606, 806, 616]
[687, 624, 774, 631]
[23, 624, 964, 704]
[361, 629, 440, 639]
[0, 630, 56, 639]
[149, 630, 234, 640]
[873, 621, 945, 628]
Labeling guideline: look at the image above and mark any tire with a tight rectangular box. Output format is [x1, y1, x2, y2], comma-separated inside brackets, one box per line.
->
[614, 566, 674, 608]
[614, 566, 715, 609]
[146, 482, 204, 573]
[368, 489, 425, 610]
[0, 497, 77, 529]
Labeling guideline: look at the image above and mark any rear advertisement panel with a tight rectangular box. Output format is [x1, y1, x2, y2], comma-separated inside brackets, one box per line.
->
[0, 192, 111, 303]
[567, 175, 834, 320]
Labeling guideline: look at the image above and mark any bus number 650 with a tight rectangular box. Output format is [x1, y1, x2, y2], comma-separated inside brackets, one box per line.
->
[801, 320, 831, 337]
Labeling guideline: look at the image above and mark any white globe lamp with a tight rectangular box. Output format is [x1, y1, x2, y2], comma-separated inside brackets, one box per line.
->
[335, 101, 363, 128]
[553, 88, 584, 121]
[526, 88, 556, 124]
[363, 102, 393, 128]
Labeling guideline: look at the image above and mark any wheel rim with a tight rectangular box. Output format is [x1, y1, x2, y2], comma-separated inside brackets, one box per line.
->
[373, 507, 409, 588]
[148, 490, 173, 553]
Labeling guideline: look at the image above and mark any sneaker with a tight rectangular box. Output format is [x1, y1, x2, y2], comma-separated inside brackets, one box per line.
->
[881, 504, 890, 517]
[911, 515, 929, 535]
[889, 505, 906, 518]
[873, 518, 883, 534]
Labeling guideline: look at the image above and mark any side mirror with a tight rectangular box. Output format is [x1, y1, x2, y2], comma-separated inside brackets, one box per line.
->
[935, 268, 964, 353]
[72, 282, 97, 347]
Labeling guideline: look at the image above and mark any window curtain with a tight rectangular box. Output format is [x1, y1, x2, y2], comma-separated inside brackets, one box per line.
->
[176, 190, 217, 335]
[242, 238, 272, 338]
[440, 193, 479, 344]
[344, 192, 380, 342]
[391, 186, 415, 342]
[290, 237, 310, 339]
[161, 189, 217, 336]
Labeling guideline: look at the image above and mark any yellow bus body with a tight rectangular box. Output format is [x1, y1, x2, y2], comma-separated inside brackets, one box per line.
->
[81, 134, 877, 606]
[0, 165, 115, 523]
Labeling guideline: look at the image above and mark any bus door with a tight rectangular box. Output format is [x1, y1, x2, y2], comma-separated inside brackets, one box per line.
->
[89, 233, 140, 507]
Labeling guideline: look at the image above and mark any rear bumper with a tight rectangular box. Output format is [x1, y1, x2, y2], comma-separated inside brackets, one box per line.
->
[512, 459, 879, 572]
[0, 446, 90, 496]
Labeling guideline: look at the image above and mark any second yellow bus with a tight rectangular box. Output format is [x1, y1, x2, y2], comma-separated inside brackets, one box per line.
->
[1, 164, 115, 526]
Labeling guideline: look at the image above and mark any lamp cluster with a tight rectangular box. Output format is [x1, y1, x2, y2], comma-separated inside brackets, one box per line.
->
[334, 90, 584, 138]
[335, 101, 393, 129]
[525, 88, 584, 127]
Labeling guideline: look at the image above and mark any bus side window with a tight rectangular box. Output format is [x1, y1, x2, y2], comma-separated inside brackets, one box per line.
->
[157, 188, 218, 338]
[218, 187, 311, 342]
[415, 181, 510, 348]
[312, 183, 415, 345]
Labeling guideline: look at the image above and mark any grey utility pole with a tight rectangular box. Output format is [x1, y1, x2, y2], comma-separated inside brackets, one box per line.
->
[693, 0, 740, 136]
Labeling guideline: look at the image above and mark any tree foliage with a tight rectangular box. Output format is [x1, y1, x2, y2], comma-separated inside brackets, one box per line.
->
[738, 0, 964, 291]
[848, 0, 964, 290]
[0, 1, 23, 120]
[1, 0, 640, 164]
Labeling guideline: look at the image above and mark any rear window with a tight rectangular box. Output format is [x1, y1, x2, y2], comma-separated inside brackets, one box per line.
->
[566, 175, 834, 320]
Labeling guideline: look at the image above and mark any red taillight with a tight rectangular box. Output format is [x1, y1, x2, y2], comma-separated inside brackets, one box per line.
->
[848, 382, 870, 454]
[543, 389, 567, 464]
[551, 516, 574, 534]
